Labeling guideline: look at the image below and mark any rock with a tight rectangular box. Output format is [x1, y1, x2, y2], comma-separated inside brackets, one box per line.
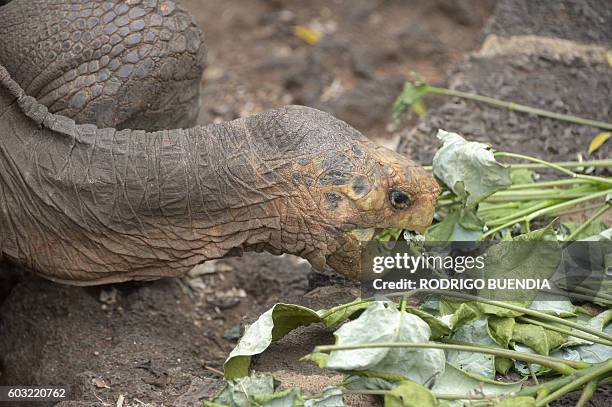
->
[322, 76, 405, 134]
[486, 0, 612, 45]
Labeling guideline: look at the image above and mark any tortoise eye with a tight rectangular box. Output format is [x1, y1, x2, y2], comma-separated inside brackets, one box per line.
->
[389, 190, 410, 209]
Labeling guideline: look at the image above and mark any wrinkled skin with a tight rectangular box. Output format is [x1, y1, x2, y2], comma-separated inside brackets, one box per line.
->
[0, 0, 439, 285]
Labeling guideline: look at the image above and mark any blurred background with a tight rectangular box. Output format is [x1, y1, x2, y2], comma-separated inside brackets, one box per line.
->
[183, 0, 495, 149]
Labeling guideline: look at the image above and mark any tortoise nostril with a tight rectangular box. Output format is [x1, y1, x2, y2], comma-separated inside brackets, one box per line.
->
[389, 190, 410, 209]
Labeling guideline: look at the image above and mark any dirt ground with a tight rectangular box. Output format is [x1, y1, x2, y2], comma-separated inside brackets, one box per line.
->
[1, 0, 610, 406]
[0, 1, 494, 406]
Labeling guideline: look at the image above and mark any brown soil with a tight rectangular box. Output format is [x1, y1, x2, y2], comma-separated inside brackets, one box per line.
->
[0, 0, 491, 401]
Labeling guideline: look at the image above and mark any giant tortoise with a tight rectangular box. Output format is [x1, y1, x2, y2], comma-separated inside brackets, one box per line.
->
[0, 0, 439, 285]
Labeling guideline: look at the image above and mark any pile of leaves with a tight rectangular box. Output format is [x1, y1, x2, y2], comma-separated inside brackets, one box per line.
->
[206, 84, 611, 406]
[204, 132, 610, 407]
[206, 293, 611, 406]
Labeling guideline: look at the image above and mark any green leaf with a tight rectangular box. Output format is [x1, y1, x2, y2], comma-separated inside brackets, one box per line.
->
[404, 306, 452, 339]
[528, 298, 575, 318]
[384, 381, 437, 407]
[447, 319, 497, 379]
[342, 375, 396, 391]
[304, 386, 346, 407]
[511, 321, 567, 362]
[319, 299, 371, 328]
[432, 364, 523, 405]
[494, 396, 536, 407]
[324, 302, 446, 384]
[512, 224, 558, 241]
[432, 131, 511, 207]
[426, 211, 460, 241]
[488, 317, 515, 348]
[438, 301, 482, 330]
[495, 357, 514, 375]
[392, 82, 431, 123]
[471, 231, 560, 302]
[510, 168, 536, 185]
[301, 352, 329, 369]
[253, 388, 304, 407]
[588, 131, 611, 154]
[511, 344, 550, 376]
[375, 228, 403, 242]
[582, 228, 612, 241]
[209, 373, 277, 406]
[426, 209, 484, 241]
[559, 222, 609, 240]
[575, 310, 612, 363]
[224, 304, 322, 379]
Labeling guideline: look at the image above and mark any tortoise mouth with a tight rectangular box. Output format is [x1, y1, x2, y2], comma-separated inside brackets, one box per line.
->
[347, 224, 429, 242]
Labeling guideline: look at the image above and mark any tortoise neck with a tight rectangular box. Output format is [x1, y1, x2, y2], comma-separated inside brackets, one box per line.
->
[0, 65, 291, 284]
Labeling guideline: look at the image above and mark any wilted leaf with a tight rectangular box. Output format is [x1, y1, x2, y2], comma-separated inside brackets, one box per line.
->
[438, 301, 482, 329]
[384, 381, 437, 407]
[512, 323, 565, 356]
[224, 304, 322, 379]
[318, 299, 371, 328]
[495, 357, 514, 375]
[304, 386, 346, 407]
[575, 310, 612, 363]
[432, 364, 523, 405]
[253, 388, 304, 406]
[588, 132, 611, 154]
[528, 298, 575, 318]
[447, 319, 497, 379]
[324, 302, 446, 384]
[488, 317, 515, 348]
[432, 131, 511, 207]
[511, 343, 547, 375]
[404, 305, 451, 339]
[207, 373, 276, 407]
[342, 375, 396, 391]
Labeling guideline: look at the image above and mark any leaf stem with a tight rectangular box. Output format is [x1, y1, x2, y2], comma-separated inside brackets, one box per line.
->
[386, 290, 612, 343]
[423, 159, 612, 172]
[575, 380, 598, 407]
[482, 189, 611, 238]
[484, 200, 557, 228]
[528, 363, 539, 385]
[508, 179, 596, 190]
[565, 203, 611, 240]
[486, 190, 597, 203]
[427, 86, 612, 131]
[342, 389, 497, 401]
[315, 342, 577, 375]
[535, 359, 612, 406]
[494, 152, 612, 185]
[478, 203, 520, 212]
[503, 159, 612, 170]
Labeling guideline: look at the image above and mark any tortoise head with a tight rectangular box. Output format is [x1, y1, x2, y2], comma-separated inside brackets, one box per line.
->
[246, 106, 440, 278]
